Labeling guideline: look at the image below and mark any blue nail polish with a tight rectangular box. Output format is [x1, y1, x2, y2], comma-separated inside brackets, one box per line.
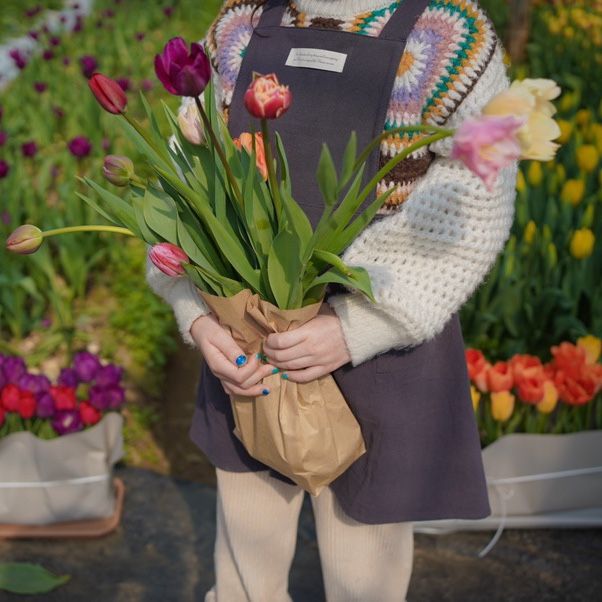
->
[262, 388, 270, 396]
[255, 352, 262, 360]
[271, 367, 280, 374]
[281, 373, 289, 380]
[235, 354, 247, 367]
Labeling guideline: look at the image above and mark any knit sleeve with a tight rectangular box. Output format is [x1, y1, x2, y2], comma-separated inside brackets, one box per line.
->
[326, 37, 519, 366]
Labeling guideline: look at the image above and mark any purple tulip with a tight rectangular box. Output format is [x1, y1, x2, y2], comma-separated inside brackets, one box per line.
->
[94, 364, 123, 388]
[59, 14, 67, 24]
[89, 384, 110, 410]
[9, 49, 27, 70]
[68, 136, 92, 158]
[34, 81, 47, 93]
[0, 130, 7, 146]
[28, 30, 39, 40]
[52, 409, 83, 435]
[116, 77, 131, 92]
[163, 6, 174, 18]
[106, 385, 125, 409]
[0, 160, 9, 179]
[80, 55, 98, 79]
[42, 49, 54, 61]
[58, 367, 79, 388]
[21, 140, 38, 158]
[36, 393, 56, 418]
[73, 351, 101, 382]
[18, 372, 51, 395]
[154, 37, 211, 97]
[73, 16, 83, 32]
[49, 36, 61, 47]
[2, 355, 27, 383]
[72, 2, 81, 9]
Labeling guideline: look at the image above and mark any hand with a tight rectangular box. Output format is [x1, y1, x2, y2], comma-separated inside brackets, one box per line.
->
[190, 313, 277, 397]
[262, 304, 351, 383]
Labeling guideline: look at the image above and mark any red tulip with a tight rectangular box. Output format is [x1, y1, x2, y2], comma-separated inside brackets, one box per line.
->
[244, 72, 292, 119]
[149, 242, 189, 276]
[88, 73, 127, 114]
[154, 37, 211, 97]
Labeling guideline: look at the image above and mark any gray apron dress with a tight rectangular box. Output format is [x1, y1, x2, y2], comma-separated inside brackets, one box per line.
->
[189, 0, 492, 524]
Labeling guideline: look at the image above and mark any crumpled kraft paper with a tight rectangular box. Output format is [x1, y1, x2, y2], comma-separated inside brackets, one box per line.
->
[199, 288, 367, 496]
[0, 412, 123, 525]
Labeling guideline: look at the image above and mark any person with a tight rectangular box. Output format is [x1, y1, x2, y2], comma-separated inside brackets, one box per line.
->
[145, 0, 519, 600]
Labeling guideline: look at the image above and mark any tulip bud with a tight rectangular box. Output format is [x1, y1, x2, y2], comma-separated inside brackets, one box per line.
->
[6, 224, 43, 254]
[88, 73, 127, 114]
[576, 145, 599, 173]
[547, 241, 557, 268]
[244, 72, 292, 119]
[523, 220, 536, 244]
[536, 381, 558, 414]
[102, 155, 134, 186]
[177, 102, 205, 145]
[560, 179, 585, 206]
[490, 390, 515, 422]
[570, 228, 595, 260]
[526, 161, 543, 187]
[470, 385, 481, 412]
[149, 242, 190, 276]
[577, 335, 602, 364]
[556, 119, 572, 144]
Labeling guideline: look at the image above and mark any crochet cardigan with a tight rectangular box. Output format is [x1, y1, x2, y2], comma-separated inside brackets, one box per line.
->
[145, 0, 519, 366]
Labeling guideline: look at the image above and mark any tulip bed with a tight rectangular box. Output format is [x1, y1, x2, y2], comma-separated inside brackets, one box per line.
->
[0, 0, 601, 447]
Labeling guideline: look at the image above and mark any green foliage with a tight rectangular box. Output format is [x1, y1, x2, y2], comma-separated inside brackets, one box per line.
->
[0, 563, 69, 595]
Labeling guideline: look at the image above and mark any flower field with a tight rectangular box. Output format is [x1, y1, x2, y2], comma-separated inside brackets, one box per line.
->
[1, 0, 601, 452]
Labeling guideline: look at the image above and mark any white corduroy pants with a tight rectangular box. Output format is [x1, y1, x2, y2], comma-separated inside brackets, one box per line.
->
[203, 467, 414, 602]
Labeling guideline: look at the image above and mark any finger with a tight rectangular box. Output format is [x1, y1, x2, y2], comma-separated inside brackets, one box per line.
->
[212, 329, 249, 368]
[263, 342, 311, 364]
[221, 378, 271, 398]
[238, 362, 279, 390]
[210, 347, 262, 384]
[264, 355, 315, 371]
[265, 329, 307, 350]
[281, 365, 325, 384]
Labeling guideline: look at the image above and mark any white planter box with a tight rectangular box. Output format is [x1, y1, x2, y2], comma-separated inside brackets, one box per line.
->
[0, 412, 124, 525]
[413, 431, 602, 555]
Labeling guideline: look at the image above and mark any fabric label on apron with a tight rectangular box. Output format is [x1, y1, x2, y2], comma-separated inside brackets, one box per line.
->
[285, 47, 348, 73]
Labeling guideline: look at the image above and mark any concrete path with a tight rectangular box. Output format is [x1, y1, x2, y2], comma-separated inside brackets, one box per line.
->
[1, 466, 600, 601]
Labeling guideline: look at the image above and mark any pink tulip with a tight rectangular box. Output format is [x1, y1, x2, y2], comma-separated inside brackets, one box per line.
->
[451, 114, 525, 191]
[149, 242, 189, 276]
[244, 72, 292, 120]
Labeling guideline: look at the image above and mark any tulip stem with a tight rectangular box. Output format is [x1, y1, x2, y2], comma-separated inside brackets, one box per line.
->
[42, 225, 136, 237]
[194, 97, 244, 207]
[260, 118, 282, 222]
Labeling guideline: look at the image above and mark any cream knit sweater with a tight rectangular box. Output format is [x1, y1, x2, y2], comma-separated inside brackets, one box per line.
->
[145, 0, 518, 366]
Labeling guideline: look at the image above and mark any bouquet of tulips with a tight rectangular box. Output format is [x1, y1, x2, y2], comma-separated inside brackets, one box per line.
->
[6, 37, 563, 493]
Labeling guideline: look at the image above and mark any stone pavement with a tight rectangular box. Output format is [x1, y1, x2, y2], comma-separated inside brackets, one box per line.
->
[0, 466, 600, 601]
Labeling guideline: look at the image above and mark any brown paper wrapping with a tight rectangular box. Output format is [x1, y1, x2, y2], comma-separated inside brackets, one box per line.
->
[198, 288, 367, 496]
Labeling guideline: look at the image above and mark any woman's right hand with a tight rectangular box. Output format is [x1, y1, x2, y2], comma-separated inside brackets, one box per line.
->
[190, 313, 277, 397]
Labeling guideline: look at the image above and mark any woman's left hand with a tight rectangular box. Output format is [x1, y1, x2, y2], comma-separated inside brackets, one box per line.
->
[262, 304, 351, 383]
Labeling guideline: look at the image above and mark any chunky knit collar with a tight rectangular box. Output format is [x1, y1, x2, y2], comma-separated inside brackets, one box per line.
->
[291, 0, 397, 18]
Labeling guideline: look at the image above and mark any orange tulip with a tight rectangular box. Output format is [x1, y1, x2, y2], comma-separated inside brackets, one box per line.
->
[487, 360, 514, 392]
[465, 348, 491, 392]
[233, 132, 268, 181]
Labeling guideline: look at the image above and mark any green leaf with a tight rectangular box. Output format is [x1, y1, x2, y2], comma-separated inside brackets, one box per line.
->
[267, 224, 302, 308]
[316, 143, 338, 206]
[142, 188, 178, 242]
[0, 562, 70, 594]
[274, 132, 292, 196]
[339, 131, 358, 191]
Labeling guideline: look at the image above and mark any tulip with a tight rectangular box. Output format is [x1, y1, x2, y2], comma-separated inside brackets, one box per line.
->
[79, 401, 102, 426]
[536, 380, 559, 414]
[68, 136, 92, 158]
[94, 364, 123, 388]
[42, 49, 54, 61]
[34, 81, 47, 93]
[450, 114, 524, 191]
[470, 385, 480, 412]
[80, 55, 98, 78]
[52, 409, 84, 435]
[1, 383, 21, 411]
[17, 391, 37, 419]
[575, 109, 591, 127]
[103, 155, 134, 186]
[486, 361, 514, 393]
[73, 351, 101, 382]
[233, 132, 269, 180]
[0, 160, 9, 179]
[515, 169, 526, 193]
[577, 335, 601, 364]
[523, 220, 536, 244]
[9, 48, 27, 70]
[21, 140, 38, 158]
[570, 228, 595, 259]
[149, 242, 190, 276]
[560, 179, 585, 206]
[526, 161, 543, 187]
[154, 37, 211, 97]
[0, 407, 5, 428]
[116, 77, 131, 92]
[482, 78, 562, 161]
[177, 102, 205, 145]
[244, 72, 292, 119]
[88, 73, 127, 114]
[58, 367, 79, 388]
[576, 145, 599, 173]
[5, 224, 43, 254]
[490, 390, 515, 422]
[50, 385, 77, 410]
[556, 119, 573, 144]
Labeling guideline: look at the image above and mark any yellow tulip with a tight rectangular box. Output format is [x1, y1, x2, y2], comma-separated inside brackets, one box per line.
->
[527, 161, 544, 187]
[555, 162, 566, 184]
[559, 91, 575, 113]
[524, 220, 537, 244]
[577, 335, 602, 364]
[576, 145, 599, 173]
[570, 228, 595, 259]
[491, 390, 515, 422]
[536, 381, 559, 414]
[516, 168, 526, 193]
[557, 119, 573, 144]
[547, 241, 558, 268]
[576, 108, 591, 127]
[592, 123, 602, 154]
[482, 78, 562, 161]
[470, 385, 481, 411]
[561, 179, 586, 206]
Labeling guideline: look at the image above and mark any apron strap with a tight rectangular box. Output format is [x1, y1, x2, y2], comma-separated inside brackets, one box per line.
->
[378, 0, 432, 42]
[256, 0, 430, 40]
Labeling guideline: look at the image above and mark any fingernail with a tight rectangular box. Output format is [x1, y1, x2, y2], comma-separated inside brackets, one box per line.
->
[235, 354, 247, 367]
[255, 352, 262, 360]
[281, 373, 289, 380]
[262, 388, 270, 396]
[271, 367, 280, 374]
